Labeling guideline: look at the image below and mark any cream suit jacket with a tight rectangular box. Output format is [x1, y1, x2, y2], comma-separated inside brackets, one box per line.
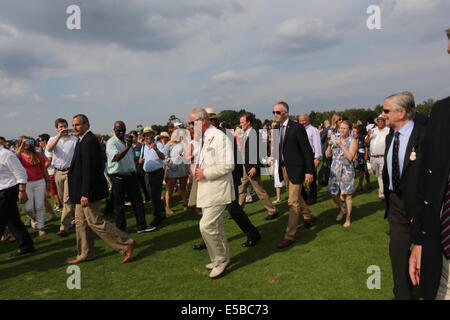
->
[188, 127, 235, 208]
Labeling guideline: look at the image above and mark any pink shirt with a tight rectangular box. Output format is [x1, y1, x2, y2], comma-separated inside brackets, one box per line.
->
[19, 153, 46, 182]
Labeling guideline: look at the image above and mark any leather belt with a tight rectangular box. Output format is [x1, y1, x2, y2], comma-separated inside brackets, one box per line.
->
[111, 172, 134, 177]
[371, 155, 384, 158]
[55, 168, 69, 172]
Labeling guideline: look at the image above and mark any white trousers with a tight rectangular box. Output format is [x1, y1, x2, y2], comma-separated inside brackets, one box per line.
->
[436, 254, 450, 300]
[370, 157, 385, 197]
[199, 204, 229, 267]
[25, 179, 46, 230]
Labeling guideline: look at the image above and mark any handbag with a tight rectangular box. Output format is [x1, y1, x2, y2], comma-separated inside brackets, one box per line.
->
[318, 162, 330, 187]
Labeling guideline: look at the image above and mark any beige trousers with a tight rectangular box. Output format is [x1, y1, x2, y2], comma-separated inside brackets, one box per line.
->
[75, 202, 133, 261]
[54, 170, 75, 231]
[238, 169, 277, 214]
[436, 254, 450, 300]
[369, 157, 385, 197]
[281, 166, 314, 240]
[199, 205, 229, 267]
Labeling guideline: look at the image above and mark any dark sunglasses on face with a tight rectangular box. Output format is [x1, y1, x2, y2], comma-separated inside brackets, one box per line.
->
[382, 109, 391, 114]
[25, 140, 35, 145]
[272, 111, 284, 115]
[115, 129, 126, 133]
[188, 121, 195, 126]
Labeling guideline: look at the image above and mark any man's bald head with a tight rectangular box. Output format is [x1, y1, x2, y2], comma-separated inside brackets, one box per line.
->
[113, 121, 126, 140]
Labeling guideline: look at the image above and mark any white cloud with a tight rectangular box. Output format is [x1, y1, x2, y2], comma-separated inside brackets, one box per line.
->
[0, 76, 28, 99]
[211, 66, 271, 85]
[265, 18, 345, 57]
[32, 94, 43, 104]
[62, 91, 92, 103]
[6, 111, 20, 119]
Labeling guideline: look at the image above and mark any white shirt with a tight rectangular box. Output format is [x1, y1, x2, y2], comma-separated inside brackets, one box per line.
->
[304, 124, 322, 159]
[44, 148, 55, 175]
[143, 141, 164, 172]
[48, 135, 78, 170]
[279, 119, 289, 161]
[0, 146, 28, 191]
[369, 126, 390, 156]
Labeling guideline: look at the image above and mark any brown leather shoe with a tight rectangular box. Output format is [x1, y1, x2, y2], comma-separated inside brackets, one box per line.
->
[121, 240, 136, 264]
[57, 230, 68, 237]
[67, 258, 84, 265]
[277, 239, 294, 249]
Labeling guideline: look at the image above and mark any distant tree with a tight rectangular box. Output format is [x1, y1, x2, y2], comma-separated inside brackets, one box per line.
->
[218, 109, 263, 129]
[416, 99, 434, 116]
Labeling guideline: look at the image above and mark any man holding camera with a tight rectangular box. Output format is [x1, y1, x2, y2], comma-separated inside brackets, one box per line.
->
[106, 121, 154, 233]
[47, 118, 78, 237]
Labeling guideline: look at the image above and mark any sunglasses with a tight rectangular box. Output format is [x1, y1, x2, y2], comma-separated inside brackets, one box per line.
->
[115, 129, 126, 133]
[24, 140, 35, 145]
[272, 111, 284, 115]
[382, 109, 391, 114]
[188, 121, 195, 126]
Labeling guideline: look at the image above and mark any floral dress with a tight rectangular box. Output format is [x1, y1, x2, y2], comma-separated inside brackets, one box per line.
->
[327, 136, 355, 195]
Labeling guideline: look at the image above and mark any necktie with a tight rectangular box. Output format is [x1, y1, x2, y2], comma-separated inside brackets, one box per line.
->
[279, 125, 285, 161]
[441, 178, 450, 259]
[392, 131, 401, 193]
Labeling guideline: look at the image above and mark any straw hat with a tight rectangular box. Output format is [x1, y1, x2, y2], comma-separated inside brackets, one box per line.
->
[204, 107, 219, 119]
[142, 126, 156, 135]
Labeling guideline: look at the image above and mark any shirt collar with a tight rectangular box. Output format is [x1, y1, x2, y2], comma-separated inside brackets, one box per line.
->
[244, 126, 253, 136]
[281, 119, 289, 128]
[305, 124, 312, 130]
[203, 125, 215, 139]
[396, 120, 414, 136]
[79, 130, 91, 142]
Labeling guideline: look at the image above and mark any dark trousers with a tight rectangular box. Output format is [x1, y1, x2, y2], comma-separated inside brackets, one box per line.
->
[144, 169, 165, 217]
[301, 169, 318, 201]
[138, 172, 150, 202]
[0, 185, 34, 252]
[228, 180, 260, 239]
[109, 173, 148, 231]
[388, 193, 415, 300]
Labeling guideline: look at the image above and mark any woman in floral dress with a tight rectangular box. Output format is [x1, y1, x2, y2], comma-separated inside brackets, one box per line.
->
[325, 120, 357, 227]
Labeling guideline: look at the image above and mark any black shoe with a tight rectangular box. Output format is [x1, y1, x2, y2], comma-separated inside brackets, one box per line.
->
[306, 199, 317, 205]
[10, 248, 35, 257]
[150, 214, 166, 226]
[227, 215, 234, 219]
[242, 233, 261, 247]
[264, 212, 279, 220]
[298, 216, 317, 229]
[192, 243, 207, 250]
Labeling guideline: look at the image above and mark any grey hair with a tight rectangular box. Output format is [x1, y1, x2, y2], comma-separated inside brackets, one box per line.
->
[191, 108, 209, 121]
[384, 91, 416, 120]
[299, 113, 309, 121]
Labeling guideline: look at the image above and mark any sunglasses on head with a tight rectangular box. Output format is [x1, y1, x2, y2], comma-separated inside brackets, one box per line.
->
[272, 111, 284, 115]
[25, 139, 35, 145]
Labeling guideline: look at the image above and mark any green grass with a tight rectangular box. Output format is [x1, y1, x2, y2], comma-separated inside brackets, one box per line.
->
[0, 176, 393, 300]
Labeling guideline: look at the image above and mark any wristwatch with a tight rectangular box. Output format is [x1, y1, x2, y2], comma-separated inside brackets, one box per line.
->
[18, 190, 26, 193]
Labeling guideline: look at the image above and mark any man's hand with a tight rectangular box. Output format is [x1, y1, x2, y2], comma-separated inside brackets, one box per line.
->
[81, 196, 89, 208]
[248, 168, 257, 178]
[304, 173, 313, 184]
[126, 135, 133, 148]
[314, 159, 320, 168]
[18, 191, 28, 204]
[409, 245, 422, 286]
[150, 143, 157, 150]
[138, 157, 144, 164]
[195, 168, 206, 181]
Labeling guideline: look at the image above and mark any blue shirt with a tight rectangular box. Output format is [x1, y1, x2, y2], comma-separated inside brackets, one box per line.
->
[143, 142, 164, 172]
[386, 120, 414, 191]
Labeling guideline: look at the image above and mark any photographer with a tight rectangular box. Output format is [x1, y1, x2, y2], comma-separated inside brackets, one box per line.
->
[106, 121, 154, 233]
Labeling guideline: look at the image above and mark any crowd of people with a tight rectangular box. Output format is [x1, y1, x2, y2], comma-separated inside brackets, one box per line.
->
[0, 28, 449, 300]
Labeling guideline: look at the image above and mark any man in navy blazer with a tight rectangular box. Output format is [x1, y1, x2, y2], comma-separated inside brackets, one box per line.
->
[68, 114, 135, 265]
[272, 101, 316, 249]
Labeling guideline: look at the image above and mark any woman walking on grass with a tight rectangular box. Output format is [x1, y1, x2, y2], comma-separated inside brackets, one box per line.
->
[325, 120, 357, 227]
[16, 136, 49, 236]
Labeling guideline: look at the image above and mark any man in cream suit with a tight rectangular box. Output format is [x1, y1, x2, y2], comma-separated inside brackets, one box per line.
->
[188, 108, 235, 279]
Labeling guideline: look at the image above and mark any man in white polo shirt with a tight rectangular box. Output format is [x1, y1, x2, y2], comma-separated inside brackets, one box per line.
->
[366, 115, 390, 200]
[47, 118, 78, 237]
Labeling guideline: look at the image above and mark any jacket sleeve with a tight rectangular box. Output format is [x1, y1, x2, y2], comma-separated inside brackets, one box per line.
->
[203, 131, 234, 180]
[295, 125, 314, 174]
[80, 136, 97, 199]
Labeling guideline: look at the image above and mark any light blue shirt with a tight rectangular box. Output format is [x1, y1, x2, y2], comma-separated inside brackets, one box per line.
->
[143, 142, 164, 172]
[386, 120, 414, 191]
[106, 135, 136, 175]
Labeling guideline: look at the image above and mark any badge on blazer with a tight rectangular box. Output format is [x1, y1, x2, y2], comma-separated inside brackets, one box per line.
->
[409, 147, 417, 161]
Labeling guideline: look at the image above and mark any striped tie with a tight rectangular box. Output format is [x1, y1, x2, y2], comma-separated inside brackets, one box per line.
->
[442, 178, 450, 259]
[392, 131, 401, 193]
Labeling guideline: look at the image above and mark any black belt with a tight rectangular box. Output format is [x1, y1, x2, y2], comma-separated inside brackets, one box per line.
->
[111, 172, 135, 177]
[55, 168, 69, 172]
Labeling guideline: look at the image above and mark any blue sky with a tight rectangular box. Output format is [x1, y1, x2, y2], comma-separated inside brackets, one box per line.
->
[0, 0, 449, 138]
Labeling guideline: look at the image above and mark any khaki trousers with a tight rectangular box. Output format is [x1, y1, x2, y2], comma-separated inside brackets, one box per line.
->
[436, 254, 450, 300]
[238, 169, 277, 214]
[369, 157, 385, 197]
[54, 170, 75, 231]
[75, 202, 133, 261]
[199, 205, 229, 267]
[281, 166, 313, 240]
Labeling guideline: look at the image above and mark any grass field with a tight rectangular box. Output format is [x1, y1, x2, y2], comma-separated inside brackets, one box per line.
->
[0, 176, 394, 300]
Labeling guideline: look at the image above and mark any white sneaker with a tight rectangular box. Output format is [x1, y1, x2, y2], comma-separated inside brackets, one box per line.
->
[205, 263, 214, 270]
[209, 260, 230, 279]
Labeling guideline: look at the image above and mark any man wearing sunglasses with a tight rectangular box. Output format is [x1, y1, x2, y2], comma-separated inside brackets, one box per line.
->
[106, 121, 154, 233]
[273, 101, 316, 249]
[409, 28, 450, 300]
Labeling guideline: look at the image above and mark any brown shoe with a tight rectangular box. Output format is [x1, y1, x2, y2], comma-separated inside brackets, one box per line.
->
[57, 230, 68, 237]
[67, 258, 84, 265]
[277, 239, 294, 249]
[121, 240, 136, 264]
